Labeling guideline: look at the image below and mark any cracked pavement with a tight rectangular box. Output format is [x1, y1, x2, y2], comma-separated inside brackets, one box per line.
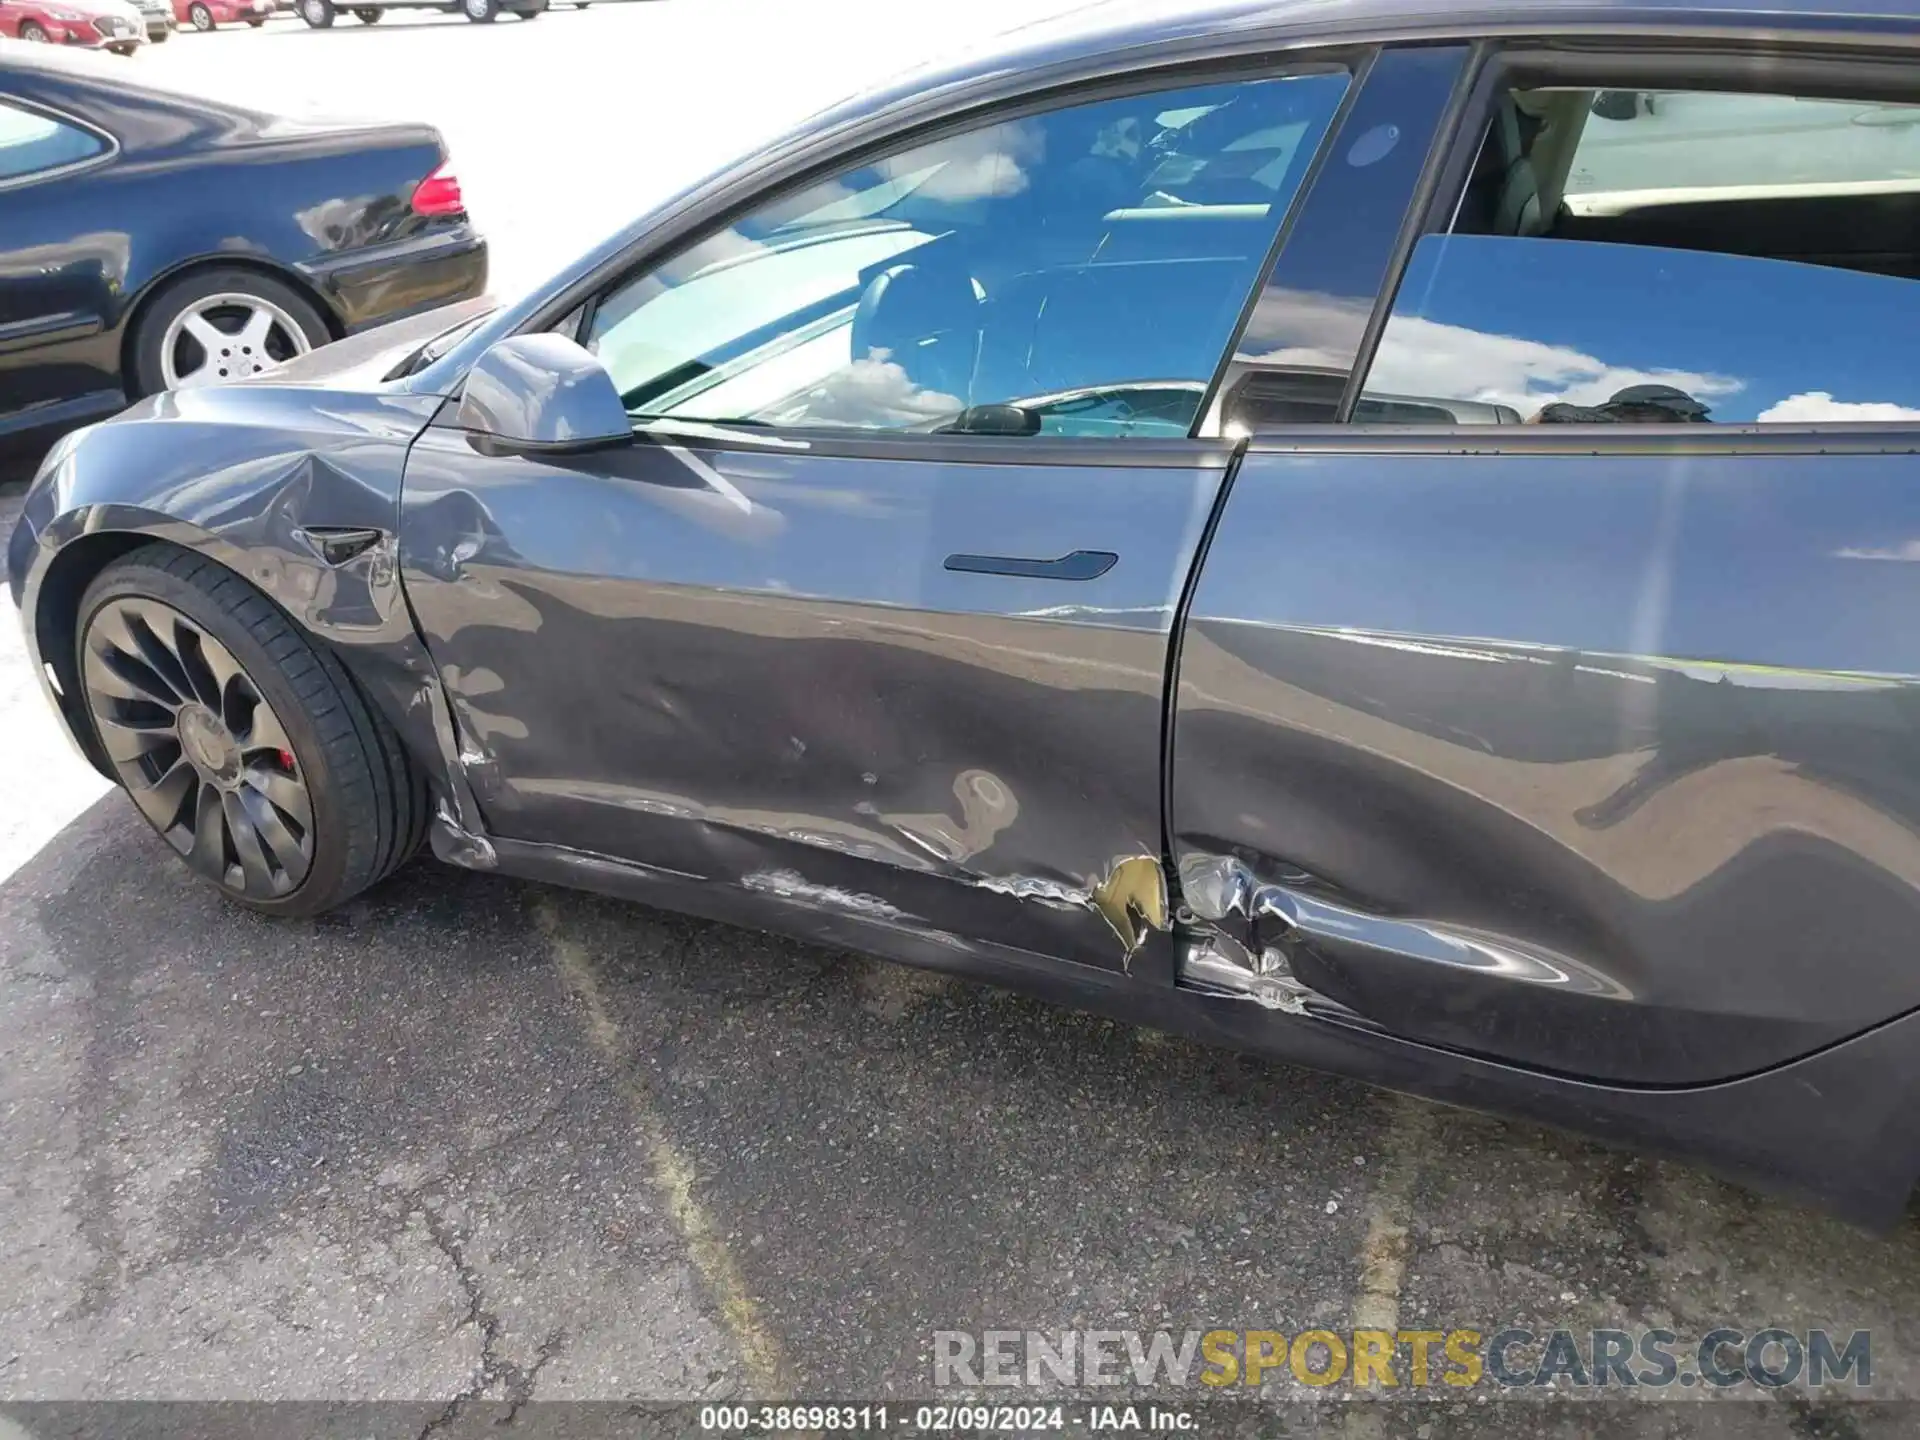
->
[9, 7, 1920, 1437]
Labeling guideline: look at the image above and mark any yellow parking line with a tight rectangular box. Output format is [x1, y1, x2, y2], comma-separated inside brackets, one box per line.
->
[1352, 1095, 1427, 1335]
[535, 895, 794, 1399]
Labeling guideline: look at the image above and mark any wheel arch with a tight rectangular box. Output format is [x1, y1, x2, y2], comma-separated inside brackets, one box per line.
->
[117, 255, 345, 399]
[32, 529, 165, 779]
[30, 525, 412, 784]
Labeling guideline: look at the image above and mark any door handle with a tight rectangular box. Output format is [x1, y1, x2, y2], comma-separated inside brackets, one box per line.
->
[944, 549, 1118, 581]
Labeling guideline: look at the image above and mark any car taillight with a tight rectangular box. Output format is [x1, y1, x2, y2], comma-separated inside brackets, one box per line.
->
[411, 162, 464, 218]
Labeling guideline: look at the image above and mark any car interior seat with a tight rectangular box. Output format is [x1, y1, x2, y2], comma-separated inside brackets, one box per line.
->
[1494, 99, 1547, 236]
[847, 256, 982, 407]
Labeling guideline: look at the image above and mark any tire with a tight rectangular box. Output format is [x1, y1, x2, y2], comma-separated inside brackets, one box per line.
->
[76, 543, 428, 917]
[20, 20, 48, 39]
[130, 268, 330, 399]
[462, 0, 498, 21]
[188, 1, 215, 28]
[299, 0, 334, 25]
[352, 6, 379, 19]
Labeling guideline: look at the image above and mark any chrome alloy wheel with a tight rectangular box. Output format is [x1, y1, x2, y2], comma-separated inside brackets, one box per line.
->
[82, 597, 314, 898]
[158, 292, 313, 389]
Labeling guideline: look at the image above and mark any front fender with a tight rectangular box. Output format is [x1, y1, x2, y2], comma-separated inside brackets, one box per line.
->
[9, 384, 453, 790]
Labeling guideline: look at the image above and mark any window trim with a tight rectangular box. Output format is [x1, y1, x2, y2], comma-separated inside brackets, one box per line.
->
[0, 94, 117, 193]
[1245, 423, 1920, 459]
[1331, 40, 1495, 425]
[566, 49, 1369, 467]
[1187, 46, 1377, 437]
[1305, 38, 1920, 448]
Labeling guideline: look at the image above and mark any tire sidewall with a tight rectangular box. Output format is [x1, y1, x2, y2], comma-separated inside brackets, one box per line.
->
[130, 269, 331, 400]
[77, 556, 356, 917]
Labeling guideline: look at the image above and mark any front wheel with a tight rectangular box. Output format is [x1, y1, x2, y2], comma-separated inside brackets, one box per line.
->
[19, 20, 48, 39]
[299, 0, 335, 25]
[462, 0, 498, 21]
[187, 1, 215, 27]
[76, 545, 428, 916]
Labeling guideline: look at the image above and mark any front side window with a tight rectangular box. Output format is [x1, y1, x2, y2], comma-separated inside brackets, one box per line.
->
[585, 70, 1351, 438]
[0, 100, 106, 184]
[1351, 84, 1920, 426]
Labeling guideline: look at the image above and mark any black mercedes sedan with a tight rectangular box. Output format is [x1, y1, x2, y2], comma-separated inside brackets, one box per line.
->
[12, 0, 1920, 1227]
[0, 47, 486, 463]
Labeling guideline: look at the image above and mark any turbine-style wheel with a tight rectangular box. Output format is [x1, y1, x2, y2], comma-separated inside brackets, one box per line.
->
[83, 596, 314, 899]
[77, 544, 428, 915]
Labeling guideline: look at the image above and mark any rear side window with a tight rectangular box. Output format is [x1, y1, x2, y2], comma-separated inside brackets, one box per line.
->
[0, 100, 106, 184]
[1353, 86, 1920, 425]
[585, 69, 1351, 438]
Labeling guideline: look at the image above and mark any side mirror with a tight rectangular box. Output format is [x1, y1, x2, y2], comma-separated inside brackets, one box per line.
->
[937, 403, 1041, 436]
[454, 333, 632, 454]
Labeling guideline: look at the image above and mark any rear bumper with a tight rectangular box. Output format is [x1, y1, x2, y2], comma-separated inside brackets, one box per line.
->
[300, 225, 490, 336]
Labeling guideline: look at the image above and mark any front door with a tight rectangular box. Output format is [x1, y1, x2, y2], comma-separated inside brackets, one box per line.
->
[1171, 53, 1920, 1082]
[400, 60, 1360, 971]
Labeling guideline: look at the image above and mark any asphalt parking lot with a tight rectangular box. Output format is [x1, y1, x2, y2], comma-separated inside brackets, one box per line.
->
[8, 6, 1920, 1435]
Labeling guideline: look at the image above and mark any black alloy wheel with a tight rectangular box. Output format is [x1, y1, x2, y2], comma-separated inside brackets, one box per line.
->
[75, 544, 428, 916]
[81, 595, 316, 900]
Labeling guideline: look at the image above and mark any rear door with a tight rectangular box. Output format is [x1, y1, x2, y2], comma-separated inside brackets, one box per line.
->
[1172, 43, 1920, 1083]
[401, 54, 1394, 972]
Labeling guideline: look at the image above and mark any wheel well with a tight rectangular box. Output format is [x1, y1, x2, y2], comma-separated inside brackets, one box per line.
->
[34, 532, 160, 778]
[117, 257, 344, 400]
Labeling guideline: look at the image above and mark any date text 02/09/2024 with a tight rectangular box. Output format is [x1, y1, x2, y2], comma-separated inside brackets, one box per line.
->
[696, 1405, 1195, 1432]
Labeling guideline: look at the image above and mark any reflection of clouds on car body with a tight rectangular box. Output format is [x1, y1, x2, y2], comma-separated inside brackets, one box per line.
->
[876, 120, 1046, 202]
[1365, 313, 1740, 418]
[1233, 287, 1372, 377]
[1236, 287, 1740, 420]
[1757, 391, 1920, 423]
[780, 347, 961, 428]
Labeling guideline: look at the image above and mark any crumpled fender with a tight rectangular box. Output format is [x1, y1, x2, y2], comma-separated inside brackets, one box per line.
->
[9, 381, 479, 836]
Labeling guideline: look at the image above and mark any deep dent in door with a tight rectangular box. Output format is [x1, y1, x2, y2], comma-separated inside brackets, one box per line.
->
[401, 429, 1210, 971]
[1168, 444, 1920, 1086]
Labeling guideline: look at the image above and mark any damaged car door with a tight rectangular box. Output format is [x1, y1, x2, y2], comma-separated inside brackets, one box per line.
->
[398, 64, 1356, 970]
[1171, 51, 1920, 1084]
